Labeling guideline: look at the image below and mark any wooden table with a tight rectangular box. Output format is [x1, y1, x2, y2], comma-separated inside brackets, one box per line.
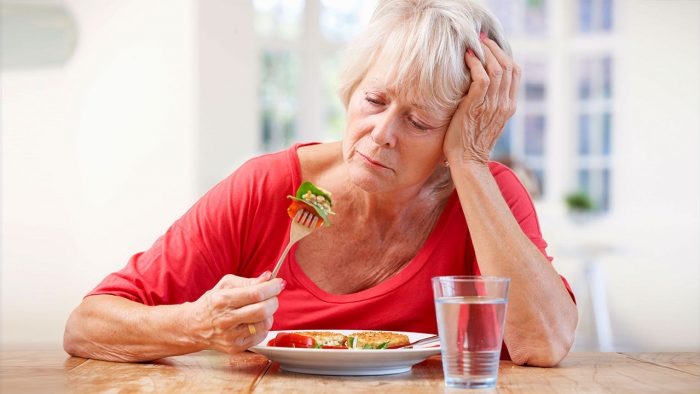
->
[2, 347, 698, 393]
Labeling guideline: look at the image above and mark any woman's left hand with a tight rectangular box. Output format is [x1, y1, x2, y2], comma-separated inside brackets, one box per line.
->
[443, 34, 521, 166]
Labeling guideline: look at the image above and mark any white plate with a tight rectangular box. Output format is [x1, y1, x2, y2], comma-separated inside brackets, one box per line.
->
[249, 330, 441, 376]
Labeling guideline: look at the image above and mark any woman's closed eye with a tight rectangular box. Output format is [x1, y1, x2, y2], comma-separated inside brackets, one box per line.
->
[408, 117, 430, 131]
[365, 95, 385, 106]
[364, 92, 437, 131]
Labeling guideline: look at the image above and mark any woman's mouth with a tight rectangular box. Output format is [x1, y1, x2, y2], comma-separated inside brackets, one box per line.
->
[357, 152, 391, 170]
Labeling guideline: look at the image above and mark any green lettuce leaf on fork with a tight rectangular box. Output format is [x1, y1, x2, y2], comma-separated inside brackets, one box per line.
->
[287, 181, 335, 226]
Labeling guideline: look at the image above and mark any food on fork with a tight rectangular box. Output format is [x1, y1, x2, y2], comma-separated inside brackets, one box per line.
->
[287, 182, 335, 227]
[266, 331, 410, 349]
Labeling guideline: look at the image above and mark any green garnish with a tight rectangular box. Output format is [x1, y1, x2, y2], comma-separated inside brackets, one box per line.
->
[287, 181, 335, 226]
[346, 336, 356, 349]
[312, 343, 323, 349]
[296, 182, 333, 205]
[376, 341, 390, 350]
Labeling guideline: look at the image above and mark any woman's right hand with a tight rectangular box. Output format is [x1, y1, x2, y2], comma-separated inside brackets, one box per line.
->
[186, 272, 284, 354]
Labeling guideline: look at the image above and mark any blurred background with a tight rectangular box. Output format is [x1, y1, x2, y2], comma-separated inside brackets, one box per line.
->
[1, 0, 698, 353]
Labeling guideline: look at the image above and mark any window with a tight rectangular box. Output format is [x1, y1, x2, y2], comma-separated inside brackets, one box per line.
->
[572, 0, 615, 212]
[578, 0, 614, 33]
[491, 59, 548, 198]
[488, 0, 615, 210]
[574, 55, 614, 211]
[254, 0, 304, 39]
[254, 0, 304, 151]
[489, 0, 548, 36]
[254, 0, 376, 152]
[259, 51, 300, 151]
[320, 0, 375, 43]
[487, 1, 551, 199]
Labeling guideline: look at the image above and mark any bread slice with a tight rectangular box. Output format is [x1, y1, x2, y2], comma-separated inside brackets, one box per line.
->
[292, 331, 346, 347]
[348, 331, 410, 349]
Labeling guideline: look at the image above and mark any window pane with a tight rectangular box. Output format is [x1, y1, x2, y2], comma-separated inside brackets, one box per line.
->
[602, 0, 614, 31]
[488, 0, 516, 34]
[601, 168, 611, 210]
[578, 0, 593, 32]
[524, 115, 545, 156]
[578, 169, 590, 194]
[602, 112, 612, 155]
[578, 0, 614, 33]
[532, 168, 545, 198]
[253, 0, 304, 39]
[322, 51, 346, 139]
[321, 0, 376, 42]
[488, 0, 547, 35]
[578, 56, 613, 100]
[578, 59, 592, 99]
[578, 114, 590, 155]
[524, 81, 546, 101]
[524, 61, 547, 101]
[492, 121, 512, 159]
[259, 50, 300, 151]
[524, 0, 547, 35]
[602, 56, 613, 98]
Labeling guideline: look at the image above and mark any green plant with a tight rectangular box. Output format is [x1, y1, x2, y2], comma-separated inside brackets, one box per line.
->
[565, 191, 594, 212]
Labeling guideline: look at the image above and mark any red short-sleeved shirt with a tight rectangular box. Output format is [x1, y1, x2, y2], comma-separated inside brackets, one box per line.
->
[88, 143, 574, 358]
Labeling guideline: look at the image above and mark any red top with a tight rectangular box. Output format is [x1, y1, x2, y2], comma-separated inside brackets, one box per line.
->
[88, 143, 574, 358]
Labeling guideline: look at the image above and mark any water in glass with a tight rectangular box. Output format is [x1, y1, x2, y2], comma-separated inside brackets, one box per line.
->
[435, 295, 507, 389]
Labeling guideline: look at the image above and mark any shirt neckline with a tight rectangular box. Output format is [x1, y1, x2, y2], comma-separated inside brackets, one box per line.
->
[284, 142, 457, 303]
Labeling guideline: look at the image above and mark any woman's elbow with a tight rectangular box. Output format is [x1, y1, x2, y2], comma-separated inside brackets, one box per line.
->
[63, 307, 84, 357]
[510, 319, 577, 367]
[510, 341, 572, 367]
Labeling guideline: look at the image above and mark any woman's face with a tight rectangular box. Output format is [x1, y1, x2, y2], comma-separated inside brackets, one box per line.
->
[342, 63, 450, 195]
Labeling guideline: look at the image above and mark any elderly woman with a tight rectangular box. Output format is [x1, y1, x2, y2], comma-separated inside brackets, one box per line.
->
[64, 0, 577, 367]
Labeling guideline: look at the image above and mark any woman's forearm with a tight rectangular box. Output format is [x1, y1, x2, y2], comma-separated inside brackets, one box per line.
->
[449, 162, 578, 367]
[63, 295, 201, 362]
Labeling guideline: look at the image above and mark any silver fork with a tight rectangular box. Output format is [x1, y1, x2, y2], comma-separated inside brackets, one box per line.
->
[271, 209, 319, 278]
[393, 335, 441, 349]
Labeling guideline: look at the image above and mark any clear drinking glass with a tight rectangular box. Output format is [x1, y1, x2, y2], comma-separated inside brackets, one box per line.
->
[432, 276, 510, 389]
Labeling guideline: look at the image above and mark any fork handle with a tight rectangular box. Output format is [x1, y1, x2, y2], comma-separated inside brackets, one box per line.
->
[246, 244, 290, 335]
[271, 241, 294, 279]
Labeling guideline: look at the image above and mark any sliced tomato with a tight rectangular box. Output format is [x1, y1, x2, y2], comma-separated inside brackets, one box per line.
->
[269, 333, 316, 348]
[286, 200, 307, 219]
[266, 338, 277, 346]
[287, 200, 324, 228]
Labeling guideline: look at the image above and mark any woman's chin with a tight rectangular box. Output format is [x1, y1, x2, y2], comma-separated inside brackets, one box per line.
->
[347, 166, 394, 194]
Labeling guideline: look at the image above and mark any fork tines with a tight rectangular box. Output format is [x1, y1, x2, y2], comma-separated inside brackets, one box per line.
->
[296, 209, 319, 228]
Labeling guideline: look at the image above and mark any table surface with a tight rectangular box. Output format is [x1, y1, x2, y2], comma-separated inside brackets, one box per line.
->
[2, 348, 699, 393]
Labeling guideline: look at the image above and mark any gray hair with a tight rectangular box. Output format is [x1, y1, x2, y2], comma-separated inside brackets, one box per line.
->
[338, 0, 511, 121]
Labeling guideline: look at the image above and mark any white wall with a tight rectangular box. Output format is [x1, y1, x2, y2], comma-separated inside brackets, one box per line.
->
[0, 0, 257, 346]
[609, 0, 700, 351]
[196, 0, 257, 194]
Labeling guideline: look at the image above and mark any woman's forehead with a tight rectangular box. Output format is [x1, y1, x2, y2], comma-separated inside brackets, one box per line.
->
[362, 62, 425, 103]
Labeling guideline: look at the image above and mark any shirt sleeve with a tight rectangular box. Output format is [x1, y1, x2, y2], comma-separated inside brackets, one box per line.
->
[86, 160, 260, 306]
[489, 162, 576, 303]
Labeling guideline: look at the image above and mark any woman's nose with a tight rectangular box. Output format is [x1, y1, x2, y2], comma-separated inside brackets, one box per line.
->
[370, 111, 399, 147]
